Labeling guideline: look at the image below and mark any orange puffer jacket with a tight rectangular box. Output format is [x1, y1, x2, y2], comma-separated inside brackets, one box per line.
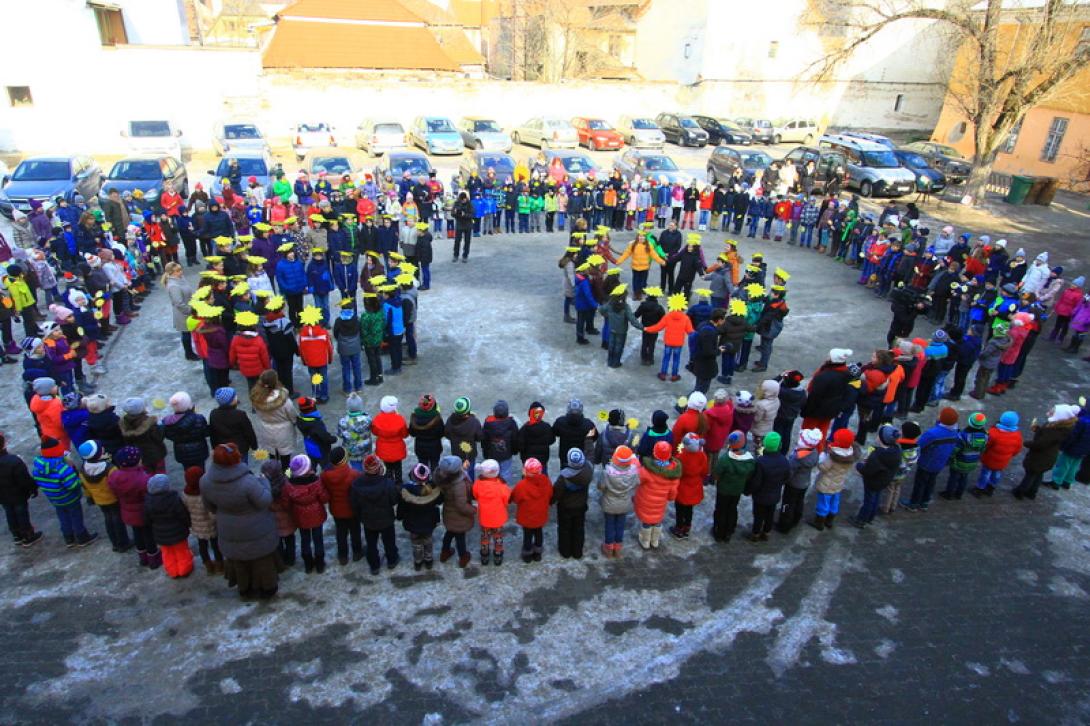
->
[633, 457, 681, 524]
[644, 310, 694, 347]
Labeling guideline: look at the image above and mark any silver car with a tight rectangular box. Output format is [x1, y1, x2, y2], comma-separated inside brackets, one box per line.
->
[458, 117, 513, 152]
[616, 116, 666, 149]
[291, 121, 336, 161]
[211, 120, 269, 156]
[612, 149, 691, 186]
[207, 151, 276, 197]
[408, 116, 464, 156]
[354, 119, 407, 156]
[511, 117, 578, 149]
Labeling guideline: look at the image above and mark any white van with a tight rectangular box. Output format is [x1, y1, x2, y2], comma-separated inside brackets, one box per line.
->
[122, 120, 183, 161]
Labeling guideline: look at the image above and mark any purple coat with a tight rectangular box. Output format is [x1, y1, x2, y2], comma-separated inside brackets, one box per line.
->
[250, 235, 279, 279]
[29, 209, 52, 242]
[108, 466, 150, 527]
[203, 327, 230, 370]
[1071, 300, 1090, 333]
[45, 338, 76, 374]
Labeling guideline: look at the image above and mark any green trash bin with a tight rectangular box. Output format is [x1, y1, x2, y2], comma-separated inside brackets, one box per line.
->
[1005, 175, 1035, 204]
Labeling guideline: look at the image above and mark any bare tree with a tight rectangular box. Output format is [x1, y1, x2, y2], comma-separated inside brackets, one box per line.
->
[807, 0, 1090, 204]
[1063, 143, 1090, 192]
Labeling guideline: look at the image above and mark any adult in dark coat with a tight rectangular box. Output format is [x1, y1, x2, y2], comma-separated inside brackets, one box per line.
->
[452, 192, 474, 262]
[203, 201, 235, 241]
[201, 444, 280, 599]
[657, 222, 683, 292]
[691, 311, 724, 393]
[800, 352, 853, 438]
[551, 399, 598, 469]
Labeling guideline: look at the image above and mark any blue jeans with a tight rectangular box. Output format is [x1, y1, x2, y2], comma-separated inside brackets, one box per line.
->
[718, 350, 735, 381]
[632, 269, 648, 297]
[976, 466, 1001, 490]
[736, 339, 753, 368]
[312, 293, 329, 325]
[756, 336, 773, 367]
[929, 371, 949, 402]
[54, 501, 88, 539]
[557, 212, 566, 230]
[299, 525, 325, 563]
[746, 216, 758, 237]
[518, 213, 529, 232]
[856, 489, 881, 523]
[421, 264, 431, 289]
[660, 346, 682, 376]
[308, 364, 329, 400]
[607, 333, 626, 367]
[814, 492, 840, 516]
[603, 512, 627, 544]
[819, 228, 830, 248]
[698, 210, 710, 227]
[340, 354, 362, 393]
[497, 458, 514, 483]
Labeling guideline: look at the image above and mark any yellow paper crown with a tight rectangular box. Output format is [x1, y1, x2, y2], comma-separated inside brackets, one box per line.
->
[395, 274, 414, 286]
[194, 302, 224, 318]
[643, 286, 663, 297]
[298, 306, 324, 326]
[254, 289, 271, 299]
[204, 255, 224, 263]
[339, 297, 355, 308]
[309, 214, 326, 223]
[729, 299, 747, 315]
[596, 225, 610, 235]
[774, 267, 790, 281]
[611, 283, 628, 296]
[400, 262, 418, 276]
[686, 233, 702, 244]
[277, 243, 295, 253]
[214, 236, 233, 245]
[586, 254, 605, 266]
[694, 288, 712, 297]
[378, 284, 397, 293]
[718, 253, 730, 262]
[605, 267, 621, 276]
[246, 255, 267, 266]
[746, 283, 766, 298]
[667, 293, 687, 312]
[570, 232, 586, 239]
[415, 222, 429, 230]
[584, 238, 596, 247]
[746, 264, 761, 273]
[576, 262, 592, 272]
[283, 216, 298, 225]
[234, 310, 259, 327]
[771, 284, 786, 293]
[388, 252, 405, 262]
[369, 275, 387, 286]
[366, 250, 381, 258]
[565, 246, 579, 253]
[752, 252, 764, 259]
[230, 282, 250, 297]
[363, 292, 378, 299]
[237, 234, 253, 243]
[253, 222, 272, 232]
[725, 239, 738, 247]
[191, 287, 211, 300]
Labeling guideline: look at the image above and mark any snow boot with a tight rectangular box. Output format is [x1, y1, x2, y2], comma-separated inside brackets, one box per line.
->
[809, 516, 826, 531]
[138, 550, 148, 566]
[638, 527, 651, 550]
[147, 550, 162, 569]
[650, 525, 663, 549]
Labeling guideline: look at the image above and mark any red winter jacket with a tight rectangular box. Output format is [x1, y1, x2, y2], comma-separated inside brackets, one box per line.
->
[298, 324, 333, 367]
[371, 411, 408, 462]
[511, 473, 552, 528]
[672, 408, 707, 445]
[229, 332, 270, 377]
[774, 201, 792, 221]
[320, 462, 357, 519]
[704, 402, 734, 452]
[108, 466, 150, 527]
[675, 449, 709, 506]
[1055, 287, 1084, 317]
[981, 426, 1023, 470]
[283, 475, 329, 529]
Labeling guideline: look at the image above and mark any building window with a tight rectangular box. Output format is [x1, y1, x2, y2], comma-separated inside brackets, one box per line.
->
[683, 42, 692, 59]
[1001, 118, 1023, 154]
[1041, 117, 1068, 162]
[92, 5, 128, 46]
[768, 41, 779, 58]
[1078, 27, 1090, 52]
[893, 94, 904, 112]
[947, 121, 968, 143]
[6, 86, 32, 107]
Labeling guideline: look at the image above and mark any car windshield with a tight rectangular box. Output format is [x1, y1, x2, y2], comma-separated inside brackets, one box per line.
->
[298, 123, 329, 133]
[679, 118, 700, 128]
[931, 143, 964, 159]
[216, 158, 268, 177]
[861, 150, 900, 168]
[224, 124, 261, 140]
[544, 120, 572, 129]
[630, 119, 657, 129]
[12, 160, 70, 181]
[559, 156, 595, 173]
[426, 119, 455, 133]
[374, 123, 402, 135]
[478, 155, 513, 172]
[643, 156, 679, 171]
[129, 121, 171, 137]
[587, 120, 612, 130]
[900, 153, 929, 168]
[391, 157, 431, 176]
[109, 160, 161, 180]
[473, 121, 501, 133]
[311, 157, 352, 175]
[754, 120, 773, 128]
[740, 152, 773, 169]
[717, 119, 741, 131]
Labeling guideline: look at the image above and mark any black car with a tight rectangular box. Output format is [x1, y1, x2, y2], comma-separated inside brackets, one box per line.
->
[4, 155, 104, 212]
[706, 147, 772, 185]
[654, 113, 709, 147]
[101, 155, 189, 206]
[892, 150, 947, 193]
[781, 145, 848, 192]
[900, 141, 971, 184]
[373, 151, 435, 182]
[458, 151, 516, 183]
[692, 116, 752, 145]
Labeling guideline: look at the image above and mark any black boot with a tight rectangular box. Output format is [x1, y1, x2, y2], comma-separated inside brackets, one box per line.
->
[303, 555, 315, 574]
[314, 557, 325, 574]
[809, 516, 826, 531]
[825, 514, 835, 529]
[480, 549, 491, 566]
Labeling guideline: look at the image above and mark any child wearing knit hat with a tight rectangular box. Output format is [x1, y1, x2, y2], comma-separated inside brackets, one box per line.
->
[746, 432, 789, 542]
[76, 439, 129, 552]
[810, 429, 862, 531]
[337, 393, 372, 470]
[940, 412, 988, 500]
[711, 431, 755, 542]
[671, 432, 709, 540]
[880, 421, 920, 514]
[634, 440, 681, 550]
[295, 397, 337, 469]
[901, 407, 960, 511]
[597, 445, 639, 557]
[181, 465, 222, 574]
[851, 425, 903, 528]
[399, 463, 442, 571]
[472, 459, 510, 565]
[974, 411, 1022, 496]
[284, 454, 330, 574]
[511, 457, 551, 562]
[144, 474, 195, 578]
[777, 428, 822, 533]
[321, 447, 364, 566]
[554, 447, 594, 558]
[108, 445, 156, 565]
[351, 454, 401, 575]
[445, 396, 483, 472]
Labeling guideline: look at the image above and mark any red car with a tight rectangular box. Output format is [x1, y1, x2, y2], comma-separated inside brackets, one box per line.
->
[571, 117, 625, 151]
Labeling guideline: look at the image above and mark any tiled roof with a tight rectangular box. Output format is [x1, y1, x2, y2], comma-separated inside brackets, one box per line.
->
[264, 20, 469, 70]
[274, 0, 423, 23]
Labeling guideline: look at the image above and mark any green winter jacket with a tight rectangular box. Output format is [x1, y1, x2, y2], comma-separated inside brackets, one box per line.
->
[530, 195, 545, 213]
[359, 310, 385, 347]
[544, 194, 558, 213]
[743, 300, 764, 341]
[713, 450, 756, 496]
[517, 195, 531, 214]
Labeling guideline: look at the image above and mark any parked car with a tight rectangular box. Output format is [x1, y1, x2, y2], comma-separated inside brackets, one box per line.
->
[122, 119, 183, 161]
[706, 147, 773, 185]
[892, 149, 947, 194]
[839, 130, 896, 149]
[692, 116, 752, 146]
[819, 135, 916, 197]
[101, 155, 189, 205]
[458, 151, 516, 183]
[530, 149, 599, 178]
[0, 188, 13, 220]
[207, 151, 276, 197]
[301, 147, 363, 180]
[571, 117, 624, 151]
[291, 122, 337, 161]
[354, 119, 407, 156]
[4, 155, 104, 212]
[457, 117, 512, 153]
[511, 117, 578, 149]
[655, 113, 708, 147]
[781, 145, 849, 192]
[374, 150, 435, 182]
[772, 119, 819, 145]
[616, 116, 665, 149]
[409, 116, 464, 155]
[733, 117, 775, 145]
[211, 120, 269, 156]
[613, 149, 692, 185]
[900, 141, 972, 184]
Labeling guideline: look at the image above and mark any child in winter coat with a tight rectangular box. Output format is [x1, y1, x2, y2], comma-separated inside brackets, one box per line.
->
[970, 331, 1010, 400]
[260, 459, 297, 565]
[975, 411, 1022, 495]
[75, 440, 126, 551]
[732, 391, 757, 435]
[321, 447, 363, 565]
[704, 389, 734, 463]
[597, 446, 639, 557]
[482, 400, 519, 483]
[284, 454, 330, 573]
[711, 432, 755, 541]
[851, 425, 902, 527]
[371, 395, 408, 484]
[810, 429, 862, 530]
[594, 409, 635, 469]
[29, 378, 69, 451]
[902, 407, 961, 511]
[294, 396, 337, 468]
[1048, 276, 1084, 344]
[777, 428, 822, 533]
[32, 435, 99, 548]
[941, 412, 988, 499]
[750, 379, 781, 443]
[746, 432, 789, 541]
[434, 455, 475, 567]
[351, 454, 401, 575]
[472, 459, 511, 565]
[181, 466, 221, 574]
[636, 409, 672, 458]
[0, 434, 42, 546]
[671, 432, 708, 539]
[1014, 405, 1078, 497]
[881, 421, 920, 514]
[635, 287, 666, 365]
[118, 397, 167, 474]
[644, 297, 694, 381]
[445, 396, 484, 471]
[61, 393, 91, 450]
[552, 448, 594, 559]
[161, 391, 210, 470]
[108, 445, 157, 566]
[337, 393, 372, 470]
[397, 462, 442, 570]
[634, 440, 681, 550]
[143, 474, 193, 578]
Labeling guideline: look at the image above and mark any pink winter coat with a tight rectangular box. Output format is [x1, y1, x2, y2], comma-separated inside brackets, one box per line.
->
[999, 323, 1030, 365]
[108, 466, 150, 527]
[1055, 287, 1084, 317]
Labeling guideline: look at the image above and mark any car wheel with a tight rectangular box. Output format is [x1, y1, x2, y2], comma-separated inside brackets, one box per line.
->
[707, 168, 716, 184]
[773, 134, 782, 144]
[860, 180, 873, 198]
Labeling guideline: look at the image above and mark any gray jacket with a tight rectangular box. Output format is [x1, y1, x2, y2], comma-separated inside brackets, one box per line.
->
[786, 447, 820, 490]
[597, 300, 643, 335]
[200, 463, 278, 561]
[703, 266, 732, 299]
[166, 276, 195, 334]
[977, 334, 1011, 370]
[597, 462, 638, 514]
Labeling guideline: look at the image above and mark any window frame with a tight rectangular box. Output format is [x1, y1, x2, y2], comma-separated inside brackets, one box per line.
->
[6, 86, 32, 107]
[1040, 117, 1068, 162]
[92, 5, 128, 46]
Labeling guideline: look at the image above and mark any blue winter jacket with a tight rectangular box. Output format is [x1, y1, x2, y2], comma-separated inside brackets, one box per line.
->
[384, 298, 406, 336]
[326, 228, 349, 255]
[915, 423, 960, 473]
[574, 275, 597, 312]
[275, 258, 307, 294]
[376, 226, 397, 254]
[333, 261, 358, 293]
[1061, 409, 1090, 458]
[306, 259, 334, 295]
